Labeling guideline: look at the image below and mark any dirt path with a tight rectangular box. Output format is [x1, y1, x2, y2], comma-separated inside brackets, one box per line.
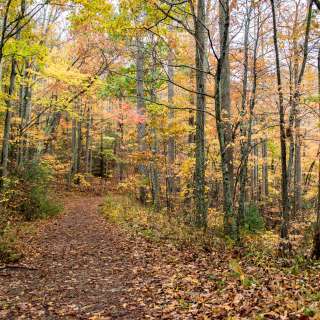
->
[0, 195, 174, 319]
[1, 194, 319, 319]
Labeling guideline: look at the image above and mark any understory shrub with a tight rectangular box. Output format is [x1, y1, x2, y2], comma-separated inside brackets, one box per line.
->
[0, 160, 62, 262]
[1, 160, 62, 221]
[102, 194, 224, 251]
[0, 227, 21, 263]
[18, 161, 62, 220]
[244, 204, 265, 233]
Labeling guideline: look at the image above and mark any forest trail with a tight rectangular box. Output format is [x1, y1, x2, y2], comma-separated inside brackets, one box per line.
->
[0, 194, 175, 319]
[1, 194, 320, 319]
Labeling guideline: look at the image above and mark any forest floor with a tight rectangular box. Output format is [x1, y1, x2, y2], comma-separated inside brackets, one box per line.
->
[0, 193, 320, 319]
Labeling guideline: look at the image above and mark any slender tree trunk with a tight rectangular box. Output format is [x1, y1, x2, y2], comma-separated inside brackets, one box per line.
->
[188, 69, 196, 145]
[193, 0, 207, 228]
[150, 45, 160, 209]
[238, 32, 259, 225]
[85, 104, 92, 174]
[77, 105, 82, 173]
[114, 98, 124, 182]
[167, 28, 175, 209]
[215, 0, 238, 239]
[71, 115, 78, 177]
[17, 60, 31, 168]
[185, 69, 195, 207]
[99, 127, 105, 178]
[136, 38, 147, 205]
[270, 0, 291, 254]
[252, 127, 259, 202]
[291, 0, 313, 215]
[262, 137, 269, 199]
[238, 6, 251, 224]
[312, 46, 320, 259]
[293, 118, 302, 215]
[219, 0, 233, 196]
[42, 111, 61, 155]
[0, 58, 17, 188]
[287, 6, 299, 194]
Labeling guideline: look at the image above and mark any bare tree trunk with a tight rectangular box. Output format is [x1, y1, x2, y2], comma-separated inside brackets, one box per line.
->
[184, 68, 195, 208]
[136, 38, 147, 205]
[262, 137, 269, 199]
[114, 99, 124, 182]
[293, 118, 302, 215]
[238, 5, 251, 224]
[0, 58, 17, 188]
[252, 134, 259, 202]
[17, 59, 31, 168]
[167, 28, 175, 209]
[215, 0, 238, 239]
[291, 0, 313, 215]
[85, 104, 92, 174]
[312, 46, 320, 259]
[150, 45, 160, 209]
[76, 105, 82, 173]
[287, 5, 299, 194]
[270, 0, 291, 254]
[193, 0, 207, 227]
[219, 0, 233, 196]
[99, 127, 105, 178]
[43, 111, 61, 155]
[71, 115, 78, 177]
[188, 69, 196, 145]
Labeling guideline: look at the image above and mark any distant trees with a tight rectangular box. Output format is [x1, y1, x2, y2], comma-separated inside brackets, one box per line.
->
[0, 0, 320, 259]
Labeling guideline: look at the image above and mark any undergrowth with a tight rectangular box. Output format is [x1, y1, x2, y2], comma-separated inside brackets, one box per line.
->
[0, 160, 62, 263]
[102, 194, 225, 252]
[102, 194, 316, 269]
[102, 194, 276, 257]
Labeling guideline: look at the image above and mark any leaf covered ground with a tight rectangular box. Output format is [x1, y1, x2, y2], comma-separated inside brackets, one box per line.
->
[0, 194, 319, 319]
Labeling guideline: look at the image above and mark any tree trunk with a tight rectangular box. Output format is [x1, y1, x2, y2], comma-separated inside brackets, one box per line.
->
[287, 6, 299, 194]
[150, 45, 160, 209]
[215, 0, 237, 239]
[193, 0, 207, 228]
[293, 118, 302, 215]
[77, 105, 82, 173]
[238, 6, 251, 225]
[85, 105, 92, 174]
[312, 46, 320, 259]
[262, 138, 269, 199]
[167, 28, 175, 209]
[17, 59, 32, 168]
[99, 127, 105, 178]
[136, 38, 147, 205]
[185, 69, 195, 207]
[219, 0, 233, 196]
[291, 0, 313, 215]
[71, 116, 78, 177]
[252, 129, 259, 202]
[270, 0, 291, 255]
[0, 58, 17, 188]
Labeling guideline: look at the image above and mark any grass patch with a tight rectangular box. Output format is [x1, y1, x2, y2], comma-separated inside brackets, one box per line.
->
[0, 225, 23, 263]
[102, 194, 225, 251]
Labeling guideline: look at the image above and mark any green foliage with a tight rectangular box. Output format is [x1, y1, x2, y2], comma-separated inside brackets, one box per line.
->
[17, 161, 62, 221]
[0, 241, 20, 263]
[100, 66, 136, 99]
[102, 194, 224, 251]
[267, 139, 279, 158]
[0, 226, 21, 263]
[303, 307, 316, 317]
[244, 204, 265, 233]
[0, 219, 28, 263]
